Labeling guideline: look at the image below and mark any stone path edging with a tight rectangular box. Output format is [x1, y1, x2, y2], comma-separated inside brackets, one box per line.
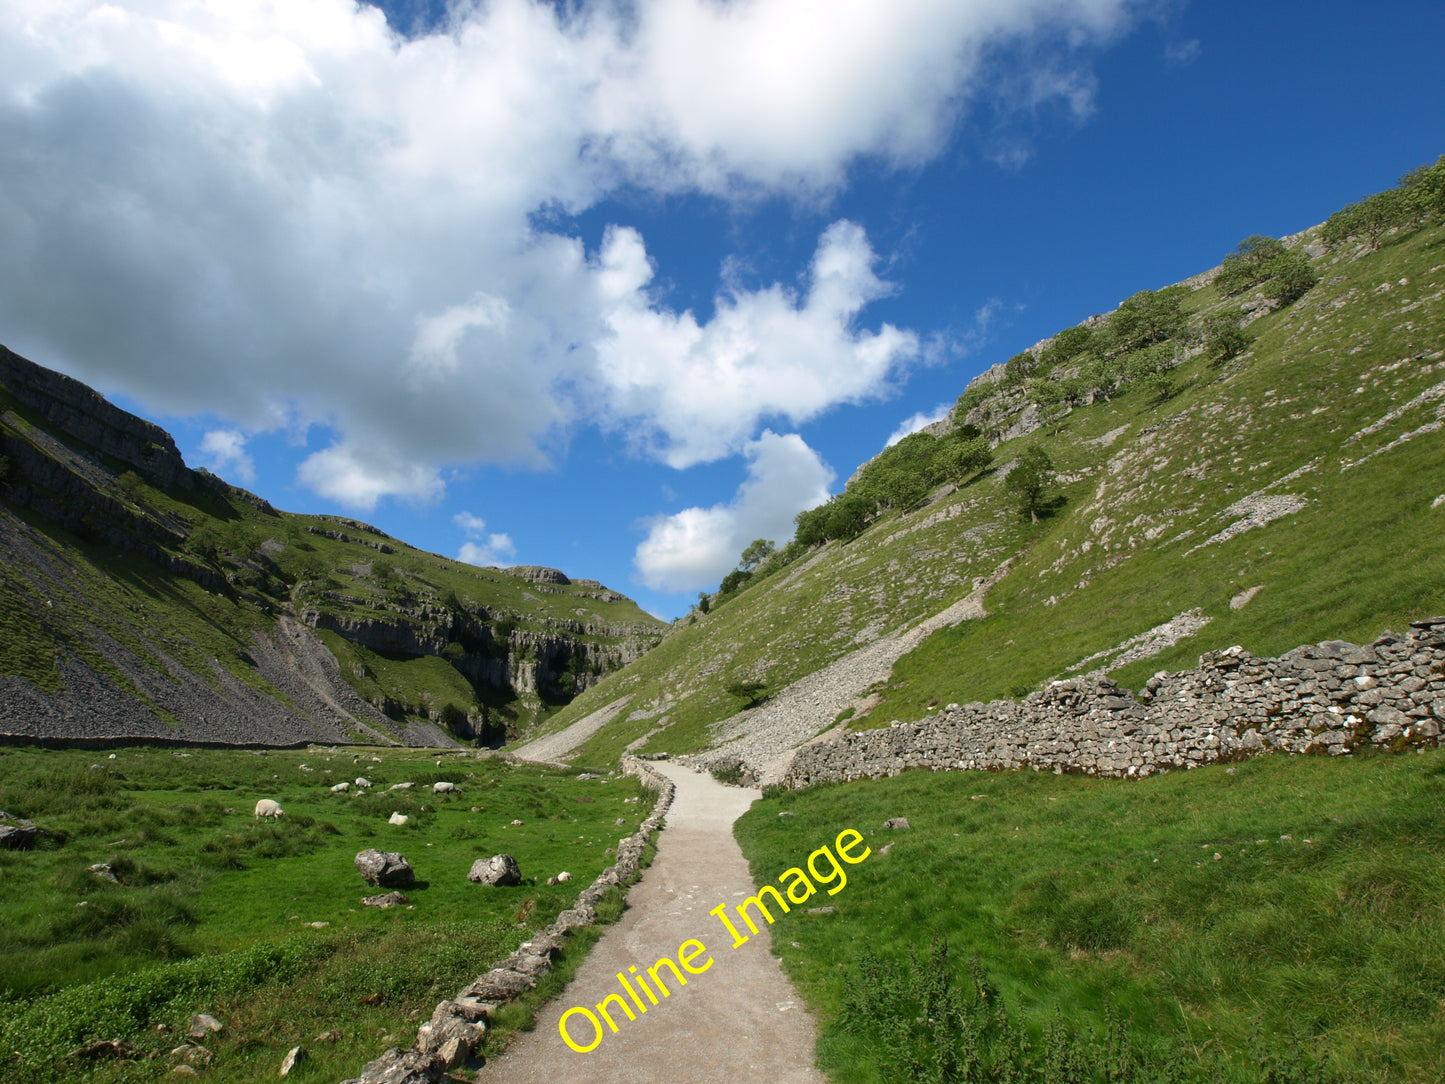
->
[338, 756, 675, 1084]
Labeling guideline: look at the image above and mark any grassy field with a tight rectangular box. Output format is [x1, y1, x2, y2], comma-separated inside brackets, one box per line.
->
[734, 748, 1445, 1084]
[0, 744, 652, 1082]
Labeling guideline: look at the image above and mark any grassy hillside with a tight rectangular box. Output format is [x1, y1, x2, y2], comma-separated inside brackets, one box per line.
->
[538, 197, 1444, 763]
[0, 743, 647, 1082]
[0, 359, 667, 741]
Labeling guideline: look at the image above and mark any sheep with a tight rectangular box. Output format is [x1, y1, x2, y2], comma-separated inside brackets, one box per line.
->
[433, 781, 457, 794]
[355, 777, 372, 788]
[331, 782, 350, 793]
[388, 812, 408, 826]
[254, 799, 284, 819]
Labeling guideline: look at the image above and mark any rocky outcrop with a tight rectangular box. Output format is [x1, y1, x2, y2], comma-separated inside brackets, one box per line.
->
[337, 758, 674, 1084]
[784, 619, 1445, 788]
[1, 345, 192, 490]
[512, 566, 570, 585]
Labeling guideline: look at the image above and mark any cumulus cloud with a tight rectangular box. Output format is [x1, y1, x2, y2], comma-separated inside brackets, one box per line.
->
[634, 430, 834, 593]
[596, 220, 919, 467]
[0, 0, 1140, 506]
[199, 428, 255, 483]
[459, 536, 516, 567]
[886, 405, 953, 447]
[454, 510, 517, 567]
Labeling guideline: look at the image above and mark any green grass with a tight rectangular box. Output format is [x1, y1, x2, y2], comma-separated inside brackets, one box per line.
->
[0, 744, 651, 1082]
[734, 748, 1445, 1083]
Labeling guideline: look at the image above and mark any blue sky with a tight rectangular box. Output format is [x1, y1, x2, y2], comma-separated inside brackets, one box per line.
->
[1, 1, 1441, 619]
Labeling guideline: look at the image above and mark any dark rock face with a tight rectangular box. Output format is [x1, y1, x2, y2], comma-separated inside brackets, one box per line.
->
[355, 849, 415, 888]
[467, 854, 521, 886]
[786, 621, 1445, 788]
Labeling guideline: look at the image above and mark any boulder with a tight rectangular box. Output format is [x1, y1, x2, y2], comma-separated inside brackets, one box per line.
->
[468, 854, 522, 886]
[355, 849, 415, 888]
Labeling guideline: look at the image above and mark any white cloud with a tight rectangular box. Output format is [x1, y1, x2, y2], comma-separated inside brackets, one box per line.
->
[198, 428, 255, 482]
[453, 511, 489, 536]
[454, 511, 516, 566]
[459, 535, 516, 568]
[0, 0, 1141, 505]
[886, 404, 953, 447]
[296, 441, 443, 510]
[634, 430, 834, 593]
[597, 220, 920, 467]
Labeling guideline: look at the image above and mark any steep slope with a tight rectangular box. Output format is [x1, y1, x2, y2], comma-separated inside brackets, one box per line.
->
[535, 204, 1445, 773]
[0, 347, 666, 746]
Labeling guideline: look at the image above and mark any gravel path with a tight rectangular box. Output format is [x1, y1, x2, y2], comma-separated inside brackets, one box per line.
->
[474, 761, 826, 1084]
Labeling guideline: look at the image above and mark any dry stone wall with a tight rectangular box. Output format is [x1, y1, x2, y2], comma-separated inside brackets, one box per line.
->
[784, 618, 1445, 789]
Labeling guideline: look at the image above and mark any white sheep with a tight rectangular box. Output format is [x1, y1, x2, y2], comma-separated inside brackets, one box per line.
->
[388, 812, 409, 826]
[331, 782, 350, 793]
[355, 777, 372, 788]
[433, 781, 457, 794]
[254, 799, 284, 819]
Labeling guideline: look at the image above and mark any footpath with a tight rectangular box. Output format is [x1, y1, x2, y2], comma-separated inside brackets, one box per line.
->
[474, 761, 825, 1084]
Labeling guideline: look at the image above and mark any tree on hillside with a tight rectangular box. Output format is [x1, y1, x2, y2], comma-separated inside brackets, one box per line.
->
[1104, 288, 1186, 355]
[738, 539, 775, 571]
[1216, 235, 1318, 304]
[1203, 313, 1254, 363]
[1005, 445, 1054, 523]
[932, 435, 993, 485]
[1038, 325, 1096, 372]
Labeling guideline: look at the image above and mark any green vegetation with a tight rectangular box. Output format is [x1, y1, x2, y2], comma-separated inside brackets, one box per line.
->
[735, 748, 1445, 1083]
[1215, 235, 1319, 304]
[0, 744, 649, 1082]
[1323, 155, 1445, 250]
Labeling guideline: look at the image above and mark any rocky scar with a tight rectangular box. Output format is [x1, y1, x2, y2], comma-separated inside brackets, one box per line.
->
[556, 827, 870, 1054]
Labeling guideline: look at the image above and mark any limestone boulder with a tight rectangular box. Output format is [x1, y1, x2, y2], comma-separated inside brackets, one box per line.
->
[468, 854, 521, 886]
[355, 849, 415, 888]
